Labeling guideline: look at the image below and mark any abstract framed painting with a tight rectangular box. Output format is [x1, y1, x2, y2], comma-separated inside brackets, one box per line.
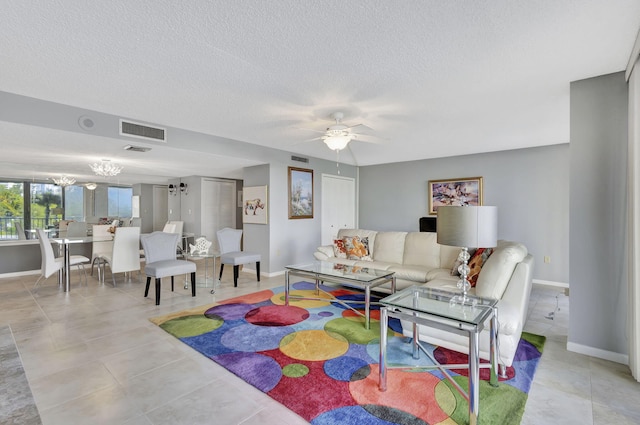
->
[428, 176, 483, 215]
[242, 185, 268, 224]
[288, 167, 313, 219]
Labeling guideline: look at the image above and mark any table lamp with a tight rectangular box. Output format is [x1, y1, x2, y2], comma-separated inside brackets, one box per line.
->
[437, 206, 498, 306]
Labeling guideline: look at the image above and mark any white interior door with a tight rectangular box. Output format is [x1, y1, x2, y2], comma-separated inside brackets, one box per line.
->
[201, 178, 236, 250]
[321, 174, 356, 245]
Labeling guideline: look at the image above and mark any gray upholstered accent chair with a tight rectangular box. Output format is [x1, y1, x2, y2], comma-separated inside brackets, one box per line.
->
[217, 227, 261, 287]
[141, 231, 196, 305]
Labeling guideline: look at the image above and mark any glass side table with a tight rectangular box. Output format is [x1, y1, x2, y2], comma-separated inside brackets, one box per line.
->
[378, 285, 499, 425]
[185, 250, 220, 294]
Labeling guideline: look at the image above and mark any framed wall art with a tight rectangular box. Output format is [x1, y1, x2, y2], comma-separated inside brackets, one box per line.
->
[288, 167, 313, 219]
[242, 185, 268, 224]
[428, 176, 483, 215]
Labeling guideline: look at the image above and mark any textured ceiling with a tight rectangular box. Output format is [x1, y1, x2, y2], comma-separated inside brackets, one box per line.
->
[1, 1, 639, 184]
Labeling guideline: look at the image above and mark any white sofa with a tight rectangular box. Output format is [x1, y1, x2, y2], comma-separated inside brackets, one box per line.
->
[314, 228, 534, 368]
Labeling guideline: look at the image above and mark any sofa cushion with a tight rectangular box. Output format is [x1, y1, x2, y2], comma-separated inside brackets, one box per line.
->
[316, 245, 334, 258]
[388, 265, 429, 283]
[333, 239, 347, 258]
[343, 236, 372, 261]
[467, 248, 493, 286]
[373, 232, 407, 264]
[475, 241, 528, 299]
[403, 232, 440, 269]
[426, 268, 458, 281]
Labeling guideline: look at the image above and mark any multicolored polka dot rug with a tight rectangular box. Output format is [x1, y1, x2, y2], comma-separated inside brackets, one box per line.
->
[150, 282, 545, 425]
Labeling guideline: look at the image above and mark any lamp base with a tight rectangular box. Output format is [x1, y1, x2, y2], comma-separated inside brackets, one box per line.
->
[449, 247, 477, 307]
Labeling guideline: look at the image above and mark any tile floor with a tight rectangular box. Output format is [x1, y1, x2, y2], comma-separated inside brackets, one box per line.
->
[0, 266, 639, 424]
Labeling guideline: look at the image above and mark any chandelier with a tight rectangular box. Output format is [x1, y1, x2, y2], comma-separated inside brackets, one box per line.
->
[89, 159, 123, 177]
[52, 175, 76, 187]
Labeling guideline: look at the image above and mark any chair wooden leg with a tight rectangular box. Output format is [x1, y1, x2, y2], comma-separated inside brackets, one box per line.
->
[144, 277, 151, 297]
[155, 278, 161, 305]
[233, 265, 239, 287]
[256, 261, 260, 282]
[191, 272, 196, 297]
[219, 264, 224, 280]
[171, 276, 174, 292]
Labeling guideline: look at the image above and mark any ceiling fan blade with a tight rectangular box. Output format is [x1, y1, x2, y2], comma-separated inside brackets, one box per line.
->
[346, 123, 376, 133]
[296, 126, 326, 134]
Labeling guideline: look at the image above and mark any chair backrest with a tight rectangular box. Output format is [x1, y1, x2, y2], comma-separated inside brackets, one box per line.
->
[217, 228, 242, 254]
[15, 221, 26, 240]
[141, 231, 180, 263]
[36, 228, 59, 278]
[67, 221, 88, 237]
[92, 224, 113, 256]
[162, 222, 177, 233]
[111, 219, 120, 227]
[168, 221, 184, 236]
[110, 227, 141, 273]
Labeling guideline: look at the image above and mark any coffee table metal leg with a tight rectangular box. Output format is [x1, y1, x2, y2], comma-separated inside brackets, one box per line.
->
[469, 331, 480, 425]
[379, 306, 388, 391]
[284, 270, 290, 305]
[365, 285, 371, 329]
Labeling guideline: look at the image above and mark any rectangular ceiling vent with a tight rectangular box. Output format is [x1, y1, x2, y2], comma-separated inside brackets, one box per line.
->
[291, 155, 309, 163]
[120, 119, 166, 142]
[124, 144, 152, 153]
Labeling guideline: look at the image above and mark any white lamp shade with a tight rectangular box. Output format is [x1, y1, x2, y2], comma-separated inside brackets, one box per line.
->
[436, 206, 498, 248]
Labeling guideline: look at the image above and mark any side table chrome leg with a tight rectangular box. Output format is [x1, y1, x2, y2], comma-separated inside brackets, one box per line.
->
[469, 331, 480, 425]
[284, 270, 290, 305]
[489, 306, 499, 386]
[379, 306, 388, 392]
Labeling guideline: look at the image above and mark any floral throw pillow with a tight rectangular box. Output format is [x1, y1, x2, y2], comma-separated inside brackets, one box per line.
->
[466, 247, 494, 286]
[333, 239, 347, 259]
[343, 236, 372, 261]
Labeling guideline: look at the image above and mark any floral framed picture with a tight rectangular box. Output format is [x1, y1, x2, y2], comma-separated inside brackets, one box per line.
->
[428, 176, 483, 215]
[242, 185, 268, 224]
[288, 167, 313, 219]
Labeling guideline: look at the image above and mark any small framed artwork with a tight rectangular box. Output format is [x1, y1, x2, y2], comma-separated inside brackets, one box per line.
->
[242, 185, 268, 224]
[428, 176, 483, 215]
[288, 167, 314, 219]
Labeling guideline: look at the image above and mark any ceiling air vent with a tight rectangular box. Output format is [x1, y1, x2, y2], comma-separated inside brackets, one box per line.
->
[124, 144, 152, 153]
[291, 155, 309, 163]
[120, 119, 166, 142]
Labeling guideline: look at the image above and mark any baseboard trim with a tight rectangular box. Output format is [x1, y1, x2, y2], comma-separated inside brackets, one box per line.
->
[532, 279, 569, 289]
[0, 270, 40, 279]
[567, 341, 629, 365]
[241, 268, 284, 279]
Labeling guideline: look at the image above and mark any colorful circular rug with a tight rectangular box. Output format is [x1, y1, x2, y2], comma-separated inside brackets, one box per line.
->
[151, 282, 545, 425]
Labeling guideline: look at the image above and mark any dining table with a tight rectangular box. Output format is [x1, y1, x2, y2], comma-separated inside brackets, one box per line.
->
[51, 235, 113, 292]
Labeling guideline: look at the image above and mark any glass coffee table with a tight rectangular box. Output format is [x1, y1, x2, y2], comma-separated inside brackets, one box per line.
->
[378, 286, 499, 425]
[284, 261, 396, 329]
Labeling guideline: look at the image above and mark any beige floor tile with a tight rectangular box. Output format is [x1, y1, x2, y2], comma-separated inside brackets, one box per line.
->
[30, 361, 119, 410]
[39, 385, 144, 425]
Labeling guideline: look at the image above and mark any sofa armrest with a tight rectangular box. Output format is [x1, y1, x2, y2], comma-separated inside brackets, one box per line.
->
[314, 245, 334, 261]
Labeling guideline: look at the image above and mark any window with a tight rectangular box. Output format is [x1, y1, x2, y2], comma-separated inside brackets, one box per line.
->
[0, 182, 24, 239]
[30, 183, 63, 230]
[64, 185, 84, 221]
[108, 186, 133, 217]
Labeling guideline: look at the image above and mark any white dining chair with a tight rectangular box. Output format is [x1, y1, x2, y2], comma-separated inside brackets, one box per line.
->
[34, 229, 89, 289]
[15, 221, 26, 240]
[101, 226, 141, 286]
[217, 228, 261, 287]
[67, 221, 88, 237]
[141, 231, 196, 305]
[90, 224, 113, 281]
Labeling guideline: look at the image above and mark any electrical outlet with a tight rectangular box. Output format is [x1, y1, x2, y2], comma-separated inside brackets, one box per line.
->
[544, 256, 551, 264]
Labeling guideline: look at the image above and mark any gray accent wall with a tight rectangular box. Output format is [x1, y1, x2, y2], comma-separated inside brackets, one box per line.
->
[358, 144, 570, 284]
[570, 71, 629, 357]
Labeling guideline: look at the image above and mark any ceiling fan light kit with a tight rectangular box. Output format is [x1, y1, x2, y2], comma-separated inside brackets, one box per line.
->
[323, 135, 351, 151]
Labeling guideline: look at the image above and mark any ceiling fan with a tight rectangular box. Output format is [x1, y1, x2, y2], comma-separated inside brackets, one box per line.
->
[304, 112, 379, 151]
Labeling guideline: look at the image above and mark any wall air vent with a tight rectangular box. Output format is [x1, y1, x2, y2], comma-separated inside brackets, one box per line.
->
[124, 144, 152, 153]
[120, 119, 166, 142]
[291, 155, 309, 163]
